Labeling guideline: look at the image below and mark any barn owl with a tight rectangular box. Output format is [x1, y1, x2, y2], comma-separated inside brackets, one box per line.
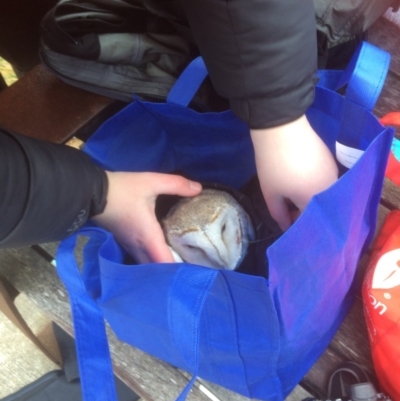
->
[162, 189, 255, 270]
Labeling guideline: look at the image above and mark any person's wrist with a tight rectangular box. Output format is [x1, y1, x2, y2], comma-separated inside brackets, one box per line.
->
[250, 115, 307, 138]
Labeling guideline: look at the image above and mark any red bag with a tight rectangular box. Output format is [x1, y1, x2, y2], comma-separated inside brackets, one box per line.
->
[363, 209, 400, 400]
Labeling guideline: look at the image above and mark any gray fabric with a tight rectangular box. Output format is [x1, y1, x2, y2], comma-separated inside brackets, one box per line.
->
[98, 32, 192, 68]
[40, 0, 395, 128]
[41, 0, 318, 128]
[314, 0, 399, 45]
[41, 41, 187, 100]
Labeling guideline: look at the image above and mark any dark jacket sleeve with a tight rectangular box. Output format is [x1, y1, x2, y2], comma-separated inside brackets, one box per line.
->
[180, 0, 317, 129]
[0, 128, 108, 248]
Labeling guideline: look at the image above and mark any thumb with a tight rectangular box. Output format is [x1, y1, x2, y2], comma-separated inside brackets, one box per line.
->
[133, 233, 176, 264]
[150, 173, 202, 197]
[266, 197, 292, 231]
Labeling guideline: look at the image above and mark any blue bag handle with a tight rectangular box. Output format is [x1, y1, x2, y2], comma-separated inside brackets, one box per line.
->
[56, 227, 218, 401]
[57, 229, 119, 401]
[316, 41, 390, 110]
[166, 57, 208, 107]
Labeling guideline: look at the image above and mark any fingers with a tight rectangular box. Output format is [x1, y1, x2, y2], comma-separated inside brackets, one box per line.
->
[94, 171, 202, 265]
[130, 173, 202, 262]
[250, 115, 339, 231]
[146, 173, 202, 197]
[116, 212, 176, 264]
[132, 174, 201, 262]
[130, 234, 176, 264]
[265, 196, 292, 231]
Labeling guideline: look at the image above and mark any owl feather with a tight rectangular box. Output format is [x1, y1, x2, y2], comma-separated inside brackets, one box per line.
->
[162, 189, 255, 270]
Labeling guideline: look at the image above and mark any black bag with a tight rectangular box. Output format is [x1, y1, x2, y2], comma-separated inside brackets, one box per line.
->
[40, 0, 399, 99]
[39, 0, 197, 102]
[0, 324, 138, 401]
[315, 0, 400, 68]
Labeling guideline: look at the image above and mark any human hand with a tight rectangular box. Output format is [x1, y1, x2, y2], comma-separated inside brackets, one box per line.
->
[91, 172, 202, 264]
[250, 115, 338, 231]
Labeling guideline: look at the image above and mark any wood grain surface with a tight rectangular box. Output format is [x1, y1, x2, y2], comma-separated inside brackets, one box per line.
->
[1, 14, 400, 401]
[0, 64, 123, 143]
[0, 244, 310, 401]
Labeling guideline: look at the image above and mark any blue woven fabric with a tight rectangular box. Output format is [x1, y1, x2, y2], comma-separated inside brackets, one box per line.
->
[56, 42, 394, 401]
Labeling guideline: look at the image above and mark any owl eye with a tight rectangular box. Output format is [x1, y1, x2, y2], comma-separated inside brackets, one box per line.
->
[221, 223, 226, 234]
[186, 244, 198, 250]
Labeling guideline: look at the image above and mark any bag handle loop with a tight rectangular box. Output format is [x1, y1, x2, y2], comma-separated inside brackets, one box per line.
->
[166, 57, 208, 107]
[335, 41, 390, 110]
[56, 227, 217, 401]
[169, 42, 389, 111]
[317, 41, 390, 111]
[56, 229, 119, 401]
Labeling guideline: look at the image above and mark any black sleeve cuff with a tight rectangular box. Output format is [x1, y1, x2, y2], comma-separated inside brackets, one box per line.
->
[0, 128, 108, 248]
[182, 0, 317, 128]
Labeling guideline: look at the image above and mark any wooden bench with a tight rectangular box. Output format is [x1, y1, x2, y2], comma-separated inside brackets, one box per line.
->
[1, 15, 400, 401]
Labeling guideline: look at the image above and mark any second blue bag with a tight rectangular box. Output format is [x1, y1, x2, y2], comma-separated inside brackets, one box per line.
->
[56, 42, 394, 401]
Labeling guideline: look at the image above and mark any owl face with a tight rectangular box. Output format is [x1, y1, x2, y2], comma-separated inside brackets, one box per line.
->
[162, 189, 255, 270]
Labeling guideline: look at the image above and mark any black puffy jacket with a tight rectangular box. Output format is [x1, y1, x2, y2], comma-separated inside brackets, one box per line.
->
[2, 0, 397, 247]
[141, 0, 400, 127]
[139, 0, 318, 129]
[0, 128, 108, 248]
[0, 0, 318, 247]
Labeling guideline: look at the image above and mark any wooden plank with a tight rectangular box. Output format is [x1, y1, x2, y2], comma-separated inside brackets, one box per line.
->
[180, 371, 311, 401]
[0, 64, 123, 143]
[286, 386, 312, 401]
[374, 72, 400, 133]
[303, 293, 380, 396]
[302, 346, 346, 399]
[302, 304, 370, 398]
[369, 18, 400, 138]
[303, 296, 376, 398]
[369, 18, 400, 77]
[191, 375, 311, 401]
[5, 17, 400, 401]
[330, 296, 373, 370]
[375, 204, 390, 243]
[1, 244, 312, 401]
[0, 247, 212, 401]
[382, 177, 400, 209]
[39, 241, 312, 400]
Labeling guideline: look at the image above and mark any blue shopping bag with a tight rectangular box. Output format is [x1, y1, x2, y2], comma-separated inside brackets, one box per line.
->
[56, 42, 394, 401]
